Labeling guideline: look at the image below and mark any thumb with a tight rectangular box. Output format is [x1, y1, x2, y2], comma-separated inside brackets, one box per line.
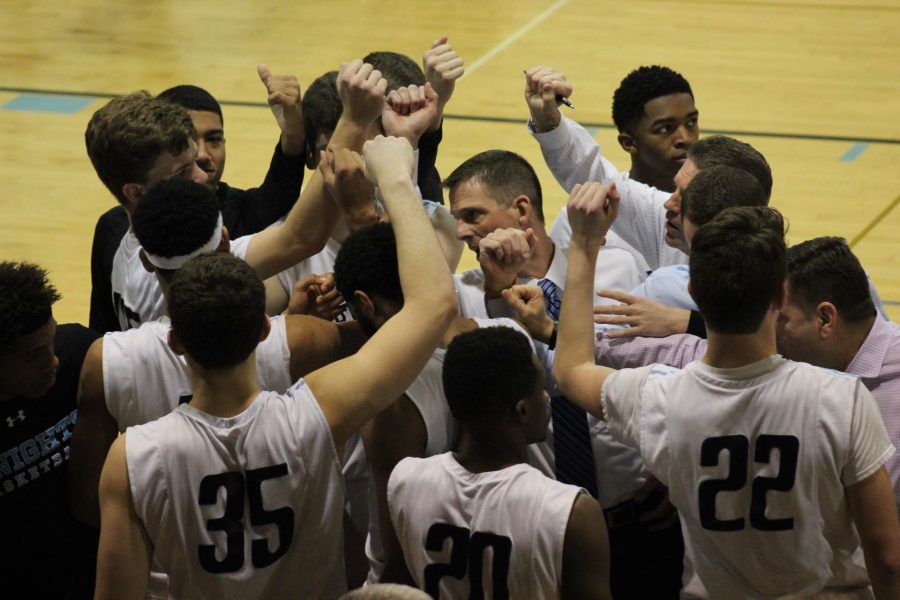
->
[501, 288, 526, 312]
[432, 35, 448, 48]
[257, 63, 272, 86]
[541, 81, 556, 105]
[524, 227, 536, 249]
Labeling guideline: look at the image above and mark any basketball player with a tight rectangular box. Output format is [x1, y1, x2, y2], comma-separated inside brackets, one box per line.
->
[553, 181, 900, 598]
[0, 262, 100, 598]
[93, 134, 457, 599]
[388, 326, 612, 599]
[329, 221, 533, 584]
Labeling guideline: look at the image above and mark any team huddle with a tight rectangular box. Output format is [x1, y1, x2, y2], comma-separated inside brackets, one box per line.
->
[3, 36, 900, 600]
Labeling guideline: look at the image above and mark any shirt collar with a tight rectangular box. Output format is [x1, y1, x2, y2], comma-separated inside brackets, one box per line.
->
[847, 317, 897, 379]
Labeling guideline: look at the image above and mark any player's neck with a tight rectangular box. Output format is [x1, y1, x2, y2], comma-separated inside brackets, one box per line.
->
[442, 317, 478, 347]
[454, 431, 528, 474]
[520, 232, 555, 280]
[188, 358, 261, 418]
[702, 315, 778, 369]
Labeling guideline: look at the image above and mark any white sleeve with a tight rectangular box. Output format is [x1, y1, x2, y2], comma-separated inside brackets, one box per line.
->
[529, 116, 620, 192]
[600, 365, 654, 450]
[229, 234, 253, 260]
[254, 315, 293, 393]
[843, 380, 896, 486]
[607, 176, 676, 272]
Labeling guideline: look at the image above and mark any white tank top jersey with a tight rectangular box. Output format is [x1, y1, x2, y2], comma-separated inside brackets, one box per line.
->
[103, 314, 292, 431]
[276, 237, 353, 323]
[365, 319, 533, 582]
[389, 453, 582, 600]
[126, 380, 346, 600]
[109, 231, 254, 331]
[601, 355, 896, 599]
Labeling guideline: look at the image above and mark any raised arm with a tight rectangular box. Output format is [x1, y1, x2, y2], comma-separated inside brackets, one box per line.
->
[68, 338, 118, 527]
[524, 66, 619, 192]
[304, 136, 457, 449]
[423, 36, 464, 132]
[552, 182, 619, 419]
[244, 60, 386, 279]
[95, 436, 152, 600]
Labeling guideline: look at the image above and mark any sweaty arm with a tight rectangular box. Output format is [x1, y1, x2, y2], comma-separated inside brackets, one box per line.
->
[562, 494, 613, 599]
[94, 436, 152, 600]
[553, 183, 619, 420]
[69, 338, 118, 527]
[304, 136, 457, 451]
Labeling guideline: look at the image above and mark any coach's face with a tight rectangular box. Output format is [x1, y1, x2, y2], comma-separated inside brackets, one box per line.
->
[776, 286, 821, 365]
[450, 181, 526, 254]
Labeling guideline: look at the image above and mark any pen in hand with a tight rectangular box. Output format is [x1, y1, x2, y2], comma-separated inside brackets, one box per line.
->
[524, 69, 573, 109]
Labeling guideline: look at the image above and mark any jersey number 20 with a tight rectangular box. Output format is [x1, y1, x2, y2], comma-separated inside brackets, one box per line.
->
[197, 464, 295, 573]
[423, 523, 512, 599]
[699, 434, 799, 532]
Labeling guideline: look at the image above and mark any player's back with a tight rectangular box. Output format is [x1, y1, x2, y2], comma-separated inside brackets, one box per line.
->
[389, 452, 583, 599]
[126, 380, 346, 599]
[641, 356, 891, 598]
[103, 316, 292, 430]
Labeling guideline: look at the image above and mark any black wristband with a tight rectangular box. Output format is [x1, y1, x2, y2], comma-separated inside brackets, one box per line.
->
[547, 320, 559, 350]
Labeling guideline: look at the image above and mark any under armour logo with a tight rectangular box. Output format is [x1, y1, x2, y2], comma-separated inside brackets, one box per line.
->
[6, 410, 25, 428]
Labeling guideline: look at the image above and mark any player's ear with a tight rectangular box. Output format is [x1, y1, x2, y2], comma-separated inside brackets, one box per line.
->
[217, 226, 230, 253]
[514, 398, 529, 424]
[138, 248, 157, 274]
[259, 315, 271, 343]
[353, 290, 377, 321]
[167, 329, 187, 356]
[618, 132, 637, 156]
[121, 182, 144, 213]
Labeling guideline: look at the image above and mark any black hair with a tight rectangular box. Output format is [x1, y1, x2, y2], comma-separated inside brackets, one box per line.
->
[443, 150, 544, 223]
[681, 165, 767, 228]
[158, 85, 223, 124]
[443, 327, 539, 430]
[132, 178, 221, 260]
[687, 135, 773, 199]
[690, 207, 786, 334]
[168, 253, 265, 369]
[362, 51, 426, 92]
[612, 66, 693, 134]
[0, 262, 61, 347]
[334, 222, 403, 309]
[787, 237, 876, 323]
[302, 71, 341, 162]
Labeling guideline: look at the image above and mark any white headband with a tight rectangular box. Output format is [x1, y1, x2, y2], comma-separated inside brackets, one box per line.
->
[142, 213, 224, 270]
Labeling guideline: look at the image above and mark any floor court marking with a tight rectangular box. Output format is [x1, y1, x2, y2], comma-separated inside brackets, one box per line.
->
[840, 143, 868, 162]
[459, 0, 570, 79]
[849, 192, 900, 248]
[1, 85, 898, 147]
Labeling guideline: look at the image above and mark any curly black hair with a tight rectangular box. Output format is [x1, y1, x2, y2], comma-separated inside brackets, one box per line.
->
[443, 326, 539, 429]
[132, 178, 221, 259]
[612, 65, 693, 134]
[0, 262, 61, 346]
[334, 222, 403, 308]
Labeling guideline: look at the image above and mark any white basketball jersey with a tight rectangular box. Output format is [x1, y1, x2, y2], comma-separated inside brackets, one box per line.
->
[389, 453, 582, 600]
[602, 356, 895, 599]
[110, 229, 166, 330]
[365, 319, 531, 581]
[126, 381, 346, 599]
[103, 315, 292, 431]
[109, 230, 254, 331]
[276, 237, 352, 323]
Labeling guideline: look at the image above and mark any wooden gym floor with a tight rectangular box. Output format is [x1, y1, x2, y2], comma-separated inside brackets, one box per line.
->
[0, 0, 898, 323]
